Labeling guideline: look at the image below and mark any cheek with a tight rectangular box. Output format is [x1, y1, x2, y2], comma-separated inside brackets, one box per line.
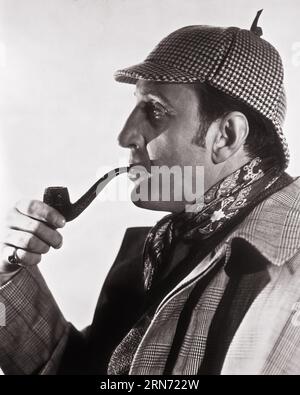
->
[146, 112, 203, 165]
[146, 132, 174, 162]
[147, 128, 200, 166]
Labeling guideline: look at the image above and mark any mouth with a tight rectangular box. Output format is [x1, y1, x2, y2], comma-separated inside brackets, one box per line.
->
[129, 152, 152, 172]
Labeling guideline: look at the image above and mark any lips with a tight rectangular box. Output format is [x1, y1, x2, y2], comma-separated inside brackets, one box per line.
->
[129, 152, 152, 169]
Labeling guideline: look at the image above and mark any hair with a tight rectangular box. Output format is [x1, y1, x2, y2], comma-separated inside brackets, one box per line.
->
[193, 83, 284, 168]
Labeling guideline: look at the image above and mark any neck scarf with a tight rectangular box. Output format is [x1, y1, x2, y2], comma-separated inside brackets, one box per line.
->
[143, 157, 282, 291]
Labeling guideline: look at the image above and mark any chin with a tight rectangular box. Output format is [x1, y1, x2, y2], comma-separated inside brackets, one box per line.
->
[130, 188, 186, 213]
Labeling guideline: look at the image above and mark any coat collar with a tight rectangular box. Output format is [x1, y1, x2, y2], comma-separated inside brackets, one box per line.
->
[224, 177, 300, 267]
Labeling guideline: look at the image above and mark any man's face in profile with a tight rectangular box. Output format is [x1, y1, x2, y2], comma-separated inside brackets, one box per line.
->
[118, 80, 212, 213]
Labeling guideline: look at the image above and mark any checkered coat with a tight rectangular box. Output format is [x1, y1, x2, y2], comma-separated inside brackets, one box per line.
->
[1, 179, 300, 375]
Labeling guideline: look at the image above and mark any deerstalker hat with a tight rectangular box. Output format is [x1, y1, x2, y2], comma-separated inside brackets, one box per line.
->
[115, 11, 289, 168]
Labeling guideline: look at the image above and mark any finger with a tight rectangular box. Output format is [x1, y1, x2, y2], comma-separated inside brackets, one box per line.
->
[4, 229, 50, 254]
[2, 245, 41, 267]
[6, 208, 63, 249]
[15, 200, 66, 228]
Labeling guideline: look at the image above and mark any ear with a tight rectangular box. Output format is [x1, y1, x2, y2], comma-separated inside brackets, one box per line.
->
[211, 112, 249, 164]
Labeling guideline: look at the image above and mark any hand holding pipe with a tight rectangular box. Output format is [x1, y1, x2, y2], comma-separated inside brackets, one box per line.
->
[43, 166, 130, 222]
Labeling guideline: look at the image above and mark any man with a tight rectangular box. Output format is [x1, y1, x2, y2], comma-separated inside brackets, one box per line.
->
[1, 12, 300, 375]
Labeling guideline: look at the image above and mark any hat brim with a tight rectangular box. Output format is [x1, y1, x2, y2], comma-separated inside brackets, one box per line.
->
[114, 61, 200, 84]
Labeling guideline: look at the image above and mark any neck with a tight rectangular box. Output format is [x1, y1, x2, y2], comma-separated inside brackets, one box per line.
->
[204, 155, 251, 193]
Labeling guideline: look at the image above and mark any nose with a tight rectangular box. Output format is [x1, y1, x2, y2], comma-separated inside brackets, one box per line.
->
[117, 106, 146, 150]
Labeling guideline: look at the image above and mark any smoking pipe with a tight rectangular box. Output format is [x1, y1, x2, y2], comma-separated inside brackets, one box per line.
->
[43, 166, 131, 222]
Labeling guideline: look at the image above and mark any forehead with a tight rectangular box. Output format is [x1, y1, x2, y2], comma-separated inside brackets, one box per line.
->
[135, 80, 199, 107]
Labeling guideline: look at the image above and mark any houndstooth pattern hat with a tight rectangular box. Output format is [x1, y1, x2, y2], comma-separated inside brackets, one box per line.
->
[114, 11, 289, 169]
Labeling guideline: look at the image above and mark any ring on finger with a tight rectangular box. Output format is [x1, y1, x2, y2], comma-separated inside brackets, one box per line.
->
[8, 248, 25, 267]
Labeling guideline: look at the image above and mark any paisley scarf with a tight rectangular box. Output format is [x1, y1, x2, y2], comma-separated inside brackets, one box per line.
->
[143, 157, 281, 290]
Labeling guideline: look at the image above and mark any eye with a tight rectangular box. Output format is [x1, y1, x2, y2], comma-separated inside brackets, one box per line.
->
[146, 102, 168, 123]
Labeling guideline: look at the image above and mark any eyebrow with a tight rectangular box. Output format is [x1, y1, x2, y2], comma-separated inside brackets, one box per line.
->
[134, 89, 175, 112]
